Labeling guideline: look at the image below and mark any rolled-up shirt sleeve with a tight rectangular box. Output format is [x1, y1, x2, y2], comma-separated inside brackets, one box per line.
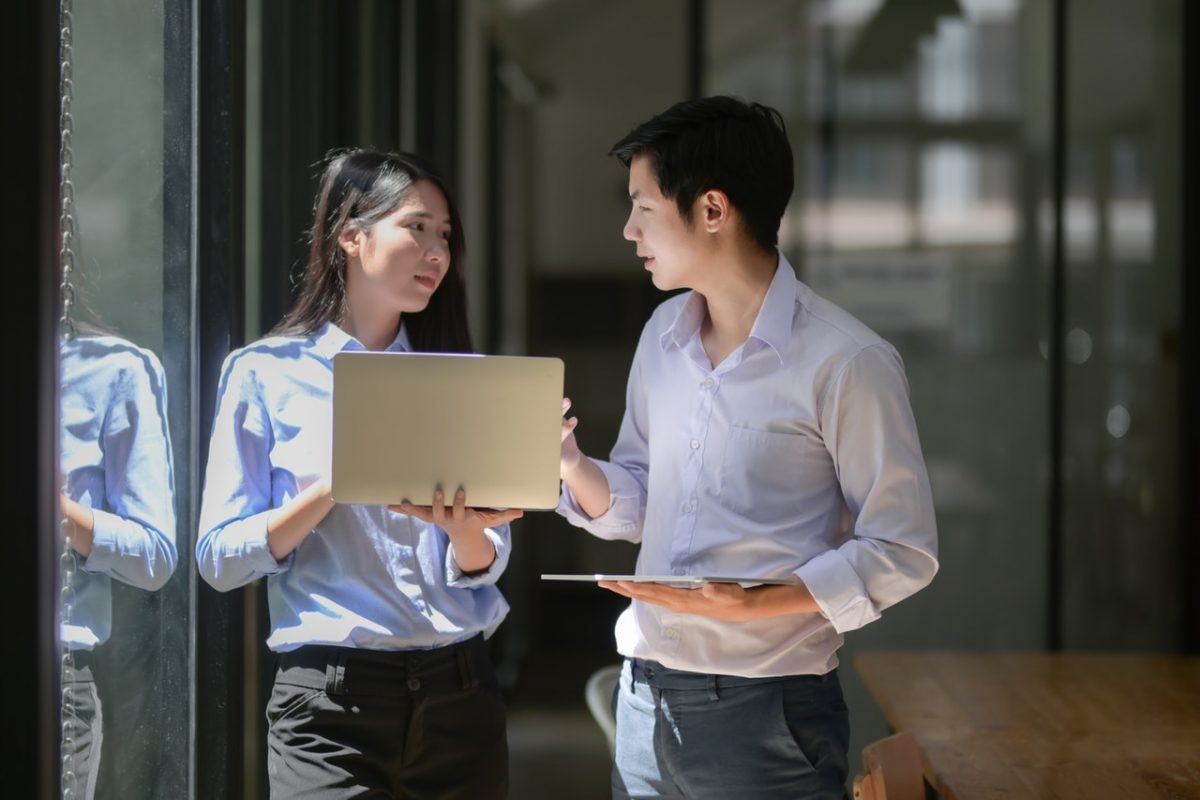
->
[796, 343, 939, 634]
[445, 523, 512, 588]
[556, 336, 650, 543]
[81, 358, 178, 591]
[196, 354, 291, 592]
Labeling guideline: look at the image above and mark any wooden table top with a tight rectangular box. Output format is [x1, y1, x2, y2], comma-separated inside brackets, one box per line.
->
[854, 651, 1200, 799]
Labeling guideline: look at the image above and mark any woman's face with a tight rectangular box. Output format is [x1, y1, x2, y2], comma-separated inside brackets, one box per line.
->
[343, 179, 452, 315]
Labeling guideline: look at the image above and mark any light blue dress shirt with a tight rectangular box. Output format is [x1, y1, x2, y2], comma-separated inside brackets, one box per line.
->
[558, 254, 939, 678]
[61, 335, 178, 650]
[196, 322, 511, 652]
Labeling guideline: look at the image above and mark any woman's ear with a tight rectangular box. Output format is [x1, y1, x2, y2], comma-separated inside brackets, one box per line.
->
[338, 226, 361, 259]
[700, 189, 731, 234]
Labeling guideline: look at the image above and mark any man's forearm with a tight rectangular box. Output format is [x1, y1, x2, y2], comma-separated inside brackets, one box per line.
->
[562, 457, 613, 520]
[746, 583, 822, 619]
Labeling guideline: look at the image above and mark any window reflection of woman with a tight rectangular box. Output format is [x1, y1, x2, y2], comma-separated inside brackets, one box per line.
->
[60, 330, 178, 800]
[197, 150, 517, 799]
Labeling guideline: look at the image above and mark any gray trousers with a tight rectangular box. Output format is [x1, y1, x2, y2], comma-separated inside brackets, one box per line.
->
[612, 659, 850, 799]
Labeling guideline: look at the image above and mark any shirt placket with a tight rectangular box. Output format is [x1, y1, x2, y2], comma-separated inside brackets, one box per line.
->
[660, 343, 722, 653]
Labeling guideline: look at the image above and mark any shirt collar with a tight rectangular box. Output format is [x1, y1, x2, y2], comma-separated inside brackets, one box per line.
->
[659, 251, 798, 365]
[311, 320, 412, 359]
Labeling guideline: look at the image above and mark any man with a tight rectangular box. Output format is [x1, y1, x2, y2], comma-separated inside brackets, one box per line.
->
[557, 96, 939, 799]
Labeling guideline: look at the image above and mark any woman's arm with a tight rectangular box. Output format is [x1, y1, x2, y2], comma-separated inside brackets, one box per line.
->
[60, 495, 95, 557]
[266, 479, 337, 561]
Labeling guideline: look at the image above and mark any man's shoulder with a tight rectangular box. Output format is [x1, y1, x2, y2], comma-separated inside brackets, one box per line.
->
[792, 282, 892, 360]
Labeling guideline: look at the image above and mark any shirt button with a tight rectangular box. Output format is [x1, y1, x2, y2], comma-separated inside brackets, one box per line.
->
[406, 678, 421, 691]
[690, 439, 700, 450]
[703, 378, 715, 389]
[673, 568, 686, 576]
[682, 503, 694, 513]
[664, 629, 678, 640]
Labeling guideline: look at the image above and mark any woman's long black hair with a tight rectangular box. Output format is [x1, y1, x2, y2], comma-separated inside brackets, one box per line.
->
[270, 149, 473, 353]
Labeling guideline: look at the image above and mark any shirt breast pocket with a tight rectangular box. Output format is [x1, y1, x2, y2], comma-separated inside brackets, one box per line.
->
[718, 425, 829, 524]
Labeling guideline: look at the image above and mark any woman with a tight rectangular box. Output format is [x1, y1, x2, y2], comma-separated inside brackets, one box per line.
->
[197, 149, 519, 799]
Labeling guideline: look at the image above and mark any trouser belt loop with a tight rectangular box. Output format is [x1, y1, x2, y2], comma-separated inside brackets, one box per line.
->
[334, 654, 347, 694]
[324, 651, 346, 695]
[456, 644, 476, 690]
[707, 674, 719, 702]
[324, 658, 337, 694]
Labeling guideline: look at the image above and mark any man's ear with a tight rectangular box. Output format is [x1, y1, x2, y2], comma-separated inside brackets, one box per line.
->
[338, 226, 361, 259]
[700, 189, 731, 233]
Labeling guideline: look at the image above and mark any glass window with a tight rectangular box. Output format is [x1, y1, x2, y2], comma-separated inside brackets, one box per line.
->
[56, 0, 194, 797]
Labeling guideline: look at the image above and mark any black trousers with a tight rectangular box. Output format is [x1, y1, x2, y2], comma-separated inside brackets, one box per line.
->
[62, 652, 102, 800]
[266, 636, 507, 800]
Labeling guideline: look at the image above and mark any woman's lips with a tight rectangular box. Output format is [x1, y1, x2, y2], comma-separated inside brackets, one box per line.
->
[414, 273, 439, 290]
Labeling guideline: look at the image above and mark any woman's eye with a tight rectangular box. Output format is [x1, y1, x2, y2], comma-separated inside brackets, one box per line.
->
[409, 222, 425, 232]
[441, 231, 451, 240]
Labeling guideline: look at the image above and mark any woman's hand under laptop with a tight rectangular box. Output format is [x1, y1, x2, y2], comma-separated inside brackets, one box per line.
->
[392, 487, 523, 573]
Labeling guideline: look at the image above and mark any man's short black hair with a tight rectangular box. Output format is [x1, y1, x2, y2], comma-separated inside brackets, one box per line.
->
[609, 96, 793, 253]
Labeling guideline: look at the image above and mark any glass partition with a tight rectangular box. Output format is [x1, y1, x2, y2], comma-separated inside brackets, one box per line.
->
[706, 0, 1183, 760]
[56, 0, 194, 797]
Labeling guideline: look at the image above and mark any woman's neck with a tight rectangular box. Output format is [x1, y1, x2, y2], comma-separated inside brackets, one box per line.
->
[341, 301, 401, 352]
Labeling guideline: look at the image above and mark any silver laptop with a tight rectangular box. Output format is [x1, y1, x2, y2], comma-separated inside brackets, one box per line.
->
[332, 351, 564, 509]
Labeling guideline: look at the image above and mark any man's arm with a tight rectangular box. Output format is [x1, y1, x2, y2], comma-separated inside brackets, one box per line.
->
[598, 580, 822, 621]
[793, 344, 939, 633]
[560, 397, 613, 519]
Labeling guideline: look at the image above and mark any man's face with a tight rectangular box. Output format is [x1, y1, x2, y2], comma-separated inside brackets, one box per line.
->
[622, 154, 707, 291]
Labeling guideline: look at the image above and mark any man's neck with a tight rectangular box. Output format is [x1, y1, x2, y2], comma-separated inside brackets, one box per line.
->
[697, 246, 778, 345]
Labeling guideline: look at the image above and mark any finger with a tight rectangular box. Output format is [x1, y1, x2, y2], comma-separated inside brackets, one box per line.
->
[562, 397, 572, 414]
[453, 487, 466, 523]
[395, 504, 435, 523]
[431, 489, 446, 526]
[614, 583, 682, 611]
[485, 508, 524, 526]
[597, 580, 634, 599]
[703, 582, 741, 598]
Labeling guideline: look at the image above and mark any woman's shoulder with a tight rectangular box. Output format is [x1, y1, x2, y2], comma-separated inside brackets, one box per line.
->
[219, 333, 315, 388]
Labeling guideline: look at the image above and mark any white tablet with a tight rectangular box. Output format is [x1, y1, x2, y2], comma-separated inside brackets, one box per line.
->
[332, 351, 564, 509]
[541, 574, 798, 588]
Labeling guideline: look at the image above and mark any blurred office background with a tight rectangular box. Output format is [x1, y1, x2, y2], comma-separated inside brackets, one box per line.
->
[12, 0, 1197, 797]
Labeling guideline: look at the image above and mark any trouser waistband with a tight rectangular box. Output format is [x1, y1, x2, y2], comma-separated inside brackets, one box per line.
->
[275, 635, 490, 696]
[629, 658, 839, 691]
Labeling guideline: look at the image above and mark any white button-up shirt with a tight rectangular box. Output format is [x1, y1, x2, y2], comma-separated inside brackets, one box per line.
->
[558, 254, 938, 678]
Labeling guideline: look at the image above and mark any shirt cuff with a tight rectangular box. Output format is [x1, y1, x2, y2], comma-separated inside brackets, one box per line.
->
[78, 508, 123, 574]
[795, 549, 882, 634]
[555, 459, 642, 540]
[446, 528, 505, 588]
[222, 512, 293, 579]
